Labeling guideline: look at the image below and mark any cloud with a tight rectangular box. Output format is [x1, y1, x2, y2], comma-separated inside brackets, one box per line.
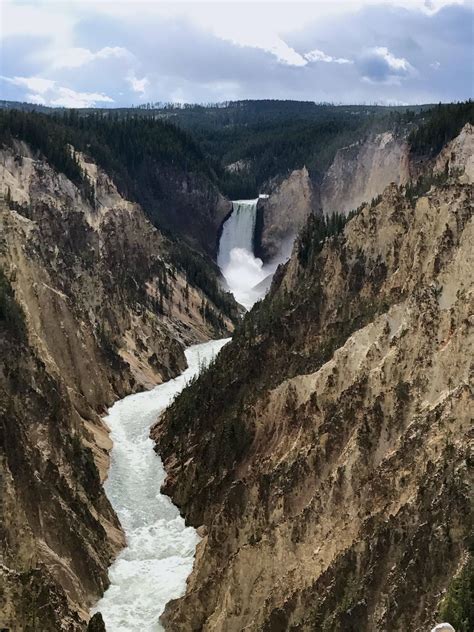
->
[1, 75, 114, 108]
[49, 87, 114, 108]
[1, 2, 472, 106]
[51, 46, 132, 69]
[25, 93, 47, 105]
[304, 49, 352, 64]
[1, 75, 56, 94]
[126, 73, 149, 95]
[357, 46, 415, 84]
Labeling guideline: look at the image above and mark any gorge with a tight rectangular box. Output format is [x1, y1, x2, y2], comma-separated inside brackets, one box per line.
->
[93, 339, 229, 631]
[0, 101, 472, 632]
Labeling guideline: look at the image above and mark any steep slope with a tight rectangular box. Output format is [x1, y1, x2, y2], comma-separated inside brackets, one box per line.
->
[0, 110, 231, 258]
[320, 130, 410, 216]
[0, 139, 237, 630]
[153, 127, 473, 632]
[256, 167, 318, 261]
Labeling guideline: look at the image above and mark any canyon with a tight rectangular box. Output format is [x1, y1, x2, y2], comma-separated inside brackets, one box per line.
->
[0, 103, 472, 632]
[153, 124, 473, 631]
[0, 134, 237, 630]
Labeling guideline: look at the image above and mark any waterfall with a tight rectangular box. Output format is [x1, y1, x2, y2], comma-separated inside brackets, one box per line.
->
[217, 197, 280, 311]
[217, 199, 259, 270]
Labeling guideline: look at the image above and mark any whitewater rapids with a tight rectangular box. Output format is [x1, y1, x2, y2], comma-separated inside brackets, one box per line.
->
[93, 338, 230, 631]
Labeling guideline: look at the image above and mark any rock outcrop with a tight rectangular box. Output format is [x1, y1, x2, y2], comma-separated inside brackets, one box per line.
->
[153, 129, 473, 631]
[145, 164, 231, 258]
[320, 131, 410, 216]
[0, 141, 237, 630]
[434, 123, 474, 183]
[257, 168, 318, 261]
[256, 132, 410, 263]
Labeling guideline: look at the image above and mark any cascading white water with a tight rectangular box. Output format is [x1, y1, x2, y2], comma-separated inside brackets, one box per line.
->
[92, 338, 229, 631]
[217, 199, 268, 310]
[217, 196, 283, 310]
[217, 199, 259, 270]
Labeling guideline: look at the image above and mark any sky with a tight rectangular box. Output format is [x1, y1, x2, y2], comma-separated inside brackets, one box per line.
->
[0, 0, 472, 107]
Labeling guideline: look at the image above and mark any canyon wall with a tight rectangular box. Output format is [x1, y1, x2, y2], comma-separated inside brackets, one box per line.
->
[0, 141, 237, 630]
[258, 130, 411, 263]
[144, 164, 231, 258]
[320, 130, 411, 216]
[154, 127, 473, 632]
[257, 167, 318, 261]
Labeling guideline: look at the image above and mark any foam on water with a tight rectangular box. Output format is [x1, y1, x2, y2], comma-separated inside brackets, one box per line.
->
[217, 198, 292, 310]
[93, 338, 230, 631]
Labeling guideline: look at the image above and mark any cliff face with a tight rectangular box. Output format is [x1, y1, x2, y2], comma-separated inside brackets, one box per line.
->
[434, 123, 474, 182]
[0, 141, 236, 630]
[257, 168, 318, 261]
[142, 164, 231, 258]
[320, 131, 411, 216]
[153, 128, 473, 632]
[256, 131, 409, 263]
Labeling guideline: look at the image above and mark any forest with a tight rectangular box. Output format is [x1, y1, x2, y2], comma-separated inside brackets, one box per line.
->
[409, 100, 474, 156]
[1, 100, 472, 208]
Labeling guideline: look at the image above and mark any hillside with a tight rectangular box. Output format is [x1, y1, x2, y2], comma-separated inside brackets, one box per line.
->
[0, 110, 231, 258]
[152, 125, 474, 631]
[0, 133, 238, 630]
[0, 100, 429, 202]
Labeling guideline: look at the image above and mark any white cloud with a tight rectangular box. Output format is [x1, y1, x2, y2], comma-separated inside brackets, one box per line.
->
[51, 46, 132, 69]
[126, 73, 149, 95]
[1, 74, 114, 108]
[1, 75, 56, 94]
[25, 93, 47, 105]
[373, 47, 412, 73]
[49, 87, 114, 108]
[304, 49, 352, 64]
[358, 46, 415, 84]
[430, 60, 441, 70]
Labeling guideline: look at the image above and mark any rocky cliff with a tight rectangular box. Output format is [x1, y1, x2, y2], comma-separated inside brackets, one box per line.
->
[320, 130, 411, 216]
[256, 131, 410, 263]
[153, 127, 473, 632]
[0, 140, 237, 630]
[139, 163, 231, 259]
[257, 168, 318, 261]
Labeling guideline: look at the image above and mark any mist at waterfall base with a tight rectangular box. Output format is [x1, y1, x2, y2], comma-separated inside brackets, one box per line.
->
[93, 339, 229, 631]
[218, 199, 291, 310]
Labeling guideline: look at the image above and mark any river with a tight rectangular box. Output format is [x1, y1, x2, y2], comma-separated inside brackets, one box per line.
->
[94, 197, 279, 628]
[93, 338, 230, 631]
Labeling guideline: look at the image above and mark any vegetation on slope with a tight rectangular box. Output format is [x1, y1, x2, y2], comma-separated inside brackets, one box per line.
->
[167, 243, 238, 322]
[1, 100, 428, 200]
[0, 108, 215, 224]
[409, 100, 474, 157]
[0, 109, 240, 324]
[439, 550, 474, 632]
[0, 267, 25, 339]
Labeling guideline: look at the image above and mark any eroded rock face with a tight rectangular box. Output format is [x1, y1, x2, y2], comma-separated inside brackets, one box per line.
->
[257, 167, 318, 261]
[256, 132, 410, 263]
[0, 142, 235, 629]
[154, 137, 473, 632]
[320, 131, 410, 216]
[148, 164, 231, 258]
[434, 123, 474, 183]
